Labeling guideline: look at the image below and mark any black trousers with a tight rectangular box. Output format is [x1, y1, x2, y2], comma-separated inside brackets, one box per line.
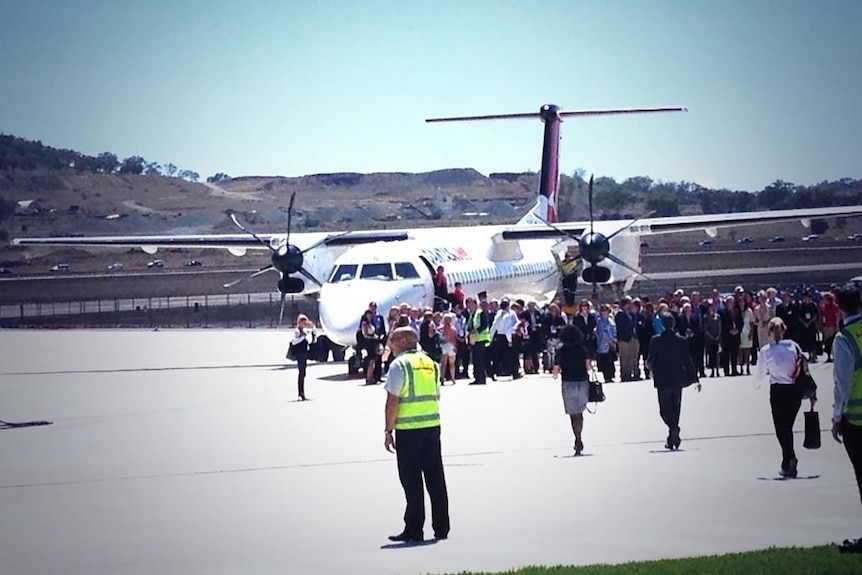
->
[841, 417, 862, 505]
[471, 342, 487, 383]
[721, 335, 740, 374]
[296, 355, 308, 398]
[455, 340, 470, 377]
[395, 426, 450, 538]
[657, 386, 682, 435]
[770, 383, 802, 468]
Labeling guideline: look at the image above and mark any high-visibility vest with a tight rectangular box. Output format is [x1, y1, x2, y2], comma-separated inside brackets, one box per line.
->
[394, 350, 441, 430]
[472, 309, 490, 344]
[839, 319, 862, 426]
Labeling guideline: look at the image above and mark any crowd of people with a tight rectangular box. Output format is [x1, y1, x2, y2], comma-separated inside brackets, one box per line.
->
[352, 282, 842, 390]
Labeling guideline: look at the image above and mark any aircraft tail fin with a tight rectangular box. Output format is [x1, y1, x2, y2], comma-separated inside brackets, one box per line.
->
[518, 172, 558, 226]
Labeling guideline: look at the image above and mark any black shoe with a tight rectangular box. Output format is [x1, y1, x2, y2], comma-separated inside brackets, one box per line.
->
[672, 431, 681, 450]
[433, 532, 448, 540]
[513, 372, 523, 380]
[786, 458, 798, 478]
[574, 439, 584, 456]
[468, 381, 486, 385]
[388, 531, 423, 543]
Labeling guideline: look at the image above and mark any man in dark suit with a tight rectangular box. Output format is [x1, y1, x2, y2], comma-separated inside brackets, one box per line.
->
[647, 312, 701, 450]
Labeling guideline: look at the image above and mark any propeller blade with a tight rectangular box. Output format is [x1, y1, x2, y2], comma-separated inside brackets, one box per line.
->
[298, 267, 324, 288]
[285, 192, 296, 247]
[605, 211, 657, 242]
[278, 292, 286, 327]
[605, 252, 651, 280]
[230, 213, 276, 252]
[588, 175, 594, 237]
[222, 265, 275, 289]
[301, 235, 331, 254]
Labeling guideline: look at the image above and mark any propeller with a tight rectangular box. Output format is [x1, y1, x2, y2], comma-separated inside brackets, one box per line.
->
[225, 192, 325, 326]
[545, 175, 651, 300]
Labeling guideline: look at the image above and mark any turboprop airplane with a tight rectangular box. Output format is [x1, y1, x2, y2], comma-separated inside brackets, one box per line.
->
[315, 103, 862, 347]
[12, 103, 862, 343]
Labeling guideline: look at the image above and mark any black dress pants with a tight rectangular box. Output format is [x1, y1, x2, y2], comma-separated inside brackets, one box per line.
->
[471, 342, 487, 383]
[770, 383, 802, 468]
[657, 386, 683, 435]
[395, 426, 450, 538]
[296, 355, 308, 398]
[841, 417, 862, 505]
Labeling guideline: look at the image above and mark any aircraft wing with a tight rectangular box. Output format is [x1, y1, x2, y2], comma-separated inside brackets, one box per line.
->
[501, 205, 862, 240]
[10, 230, 410, 252]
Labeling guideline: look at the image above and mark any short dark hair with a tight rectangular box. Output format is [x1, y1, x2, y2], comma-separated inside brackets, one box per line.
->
[560, 324, 584, 346]
[660, 311, 676, 331]
[834, 283, 861, 315]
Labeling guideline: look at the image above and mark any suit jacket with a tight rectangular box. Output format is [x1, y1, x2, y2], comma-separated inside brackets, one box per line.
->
[647, 330, 698, 389]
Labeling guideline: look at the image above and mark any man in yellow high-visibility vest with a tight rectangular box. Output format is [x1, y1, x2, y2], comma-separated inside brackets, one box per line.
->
[383, 327, 449, 543]
[831, 282, 862, 553]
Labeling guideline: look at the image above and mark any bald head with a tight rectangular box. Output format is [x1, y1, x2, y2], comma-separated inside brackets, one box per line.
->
[388, 326, 418, 354]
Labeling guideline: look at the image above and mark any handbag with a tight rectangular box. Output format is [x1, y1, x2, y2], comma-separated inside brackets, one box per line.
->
[286, 343, 297, 361]
[794, 353, 817, 399]
[588, 370, 606, 403]
[803, 407, 821, 449]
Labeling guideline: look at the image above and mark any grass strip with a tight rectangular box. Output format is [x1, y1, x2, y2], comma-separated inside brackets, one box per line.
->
[441, 545, 862, 575]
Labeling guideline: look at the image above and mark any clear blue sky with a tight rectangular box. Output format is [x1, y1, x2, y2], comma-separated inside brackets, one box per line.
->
[1, 0, 860, 192]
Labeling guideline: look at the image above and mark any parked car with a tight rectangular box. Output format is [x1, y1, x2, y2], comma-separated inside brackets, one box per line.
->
[767, 236, 785, 243]
[736, 237, 753, 244]
[802, 234, 820, 242]
[697, 239, 713, 247]
[186, 260, 203, 267]
[848, 233, 862, 241]
[50, 263, 70, 272]
[147, 259, 164, 268]
[0, 267, 12, 275]
[107, 263, 124, 271]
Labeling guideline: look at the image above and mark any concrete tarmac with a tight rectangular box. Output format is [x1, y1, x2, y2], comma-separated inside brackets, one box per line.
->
[1, 330, 860, 575]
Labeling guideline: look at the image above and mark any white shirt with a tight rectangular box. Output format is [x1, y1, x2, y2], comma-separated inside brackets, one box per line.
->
[490, 308, 518, 342]
[757, 339, 802, 384]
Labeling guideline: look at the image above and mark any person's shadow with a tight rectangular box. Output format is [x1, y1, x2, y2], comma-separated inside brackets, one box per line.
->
[380, 539, 440, 550]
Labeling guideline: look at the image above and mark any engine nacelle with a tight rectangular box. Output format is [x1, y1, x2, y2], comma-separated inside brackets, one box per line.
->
[582, 266, 611, 284]
[278, 277, 305, 294]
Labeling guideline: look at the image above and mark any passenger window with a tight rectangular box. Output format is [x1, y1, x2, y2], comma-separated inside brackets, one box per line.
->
[360, 263, 393, 280]
[330, 264, 358, 283]
[394, 262, 420, 279]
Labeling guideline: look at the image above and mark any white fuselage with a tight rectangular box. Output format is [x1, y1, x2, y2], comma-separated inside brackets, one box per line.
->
[318, 225, 561, 347]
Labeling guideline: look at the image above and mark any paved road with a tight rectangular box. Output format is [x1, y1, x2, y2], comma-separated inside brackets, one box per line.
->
[1, 330, 859, 575]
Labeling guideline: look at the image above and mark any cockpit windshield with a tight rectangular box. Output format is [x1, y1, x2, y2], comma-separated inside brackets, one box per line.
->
[329, 264, 358, 283]
[359, 263, 393, 280]
[394, 262, 420, 279]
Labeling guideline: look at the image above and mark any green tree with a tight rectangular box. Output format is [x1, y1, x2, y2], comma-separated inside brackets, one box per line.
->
[645, 193, 679, 217]
[119, 156, 145, 175]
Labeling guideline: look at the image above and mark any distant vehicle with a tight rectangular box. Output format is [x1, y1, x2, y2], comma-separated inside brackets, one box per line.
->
[185, 260, 203, 267]
[767, 236, 785, 243]
[802, 234, 820, 242]
[147, 259, 164, 268]
[0, 267, 12, 275]
[50, 263, 70, 272]
[107, 263, 124, 271]
[848, 233, 862, 241]
[697, 239, 713, 247]
[736, 237, 753, 244]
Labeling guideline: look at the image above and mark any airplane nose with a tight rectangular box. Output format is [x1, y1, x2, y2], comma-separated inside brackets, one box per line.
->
[319, 286, 361, 347]
[319, 282, 410, 347]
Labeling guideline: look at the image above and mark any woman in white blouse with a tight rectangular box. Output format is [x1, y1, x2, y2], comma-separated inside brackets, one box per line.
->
[757, 317, 816, 478]
[290, 314, 315, 401]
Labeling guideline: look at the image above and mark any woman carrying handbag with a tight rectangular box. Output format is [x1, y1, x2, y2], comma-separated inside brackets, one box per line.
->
[757, 317, 816, 478]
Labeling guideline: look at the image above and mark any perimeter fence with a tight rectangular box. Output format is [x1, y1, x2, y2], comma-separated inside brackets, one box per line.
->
[0, 292, 319, 329]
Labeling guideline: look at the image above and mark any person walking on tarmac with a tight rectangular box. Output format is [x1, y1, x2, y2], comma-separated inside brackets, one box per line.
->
[647, 312, 701, 450]
[289, 314, 314, 401]
[830, 283, 862, 552]
[383, 327, 450, 543]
